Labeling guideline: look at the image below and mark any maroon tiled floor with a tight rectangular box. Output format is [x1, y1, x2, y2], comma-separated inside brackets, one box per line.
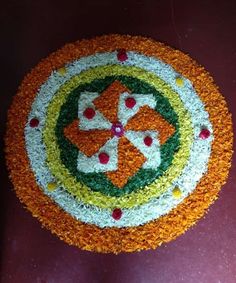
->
[1, 1, 236, 282]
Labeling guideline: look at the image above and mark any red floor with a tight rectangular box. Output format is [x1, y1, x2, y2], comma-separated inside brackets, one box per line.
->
[1, 1, 236, 282]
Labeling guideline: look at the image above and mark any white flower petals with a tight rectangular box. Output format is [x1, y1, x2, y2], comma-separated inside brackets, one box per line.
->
[25, 51, 213, 228]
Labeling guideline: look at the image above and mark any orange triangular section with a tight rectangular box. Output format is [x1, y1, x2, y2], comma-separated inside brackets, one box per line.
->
[64, 119, 112, 157]
[106, 136, 146, 188]
[125, 105, 175, 145]
[93, 80, 130, 123]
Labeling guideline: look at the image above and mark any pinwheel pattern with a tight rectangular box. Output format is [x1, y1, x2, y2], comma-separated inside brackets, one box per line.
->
[64, 80, 175, 188]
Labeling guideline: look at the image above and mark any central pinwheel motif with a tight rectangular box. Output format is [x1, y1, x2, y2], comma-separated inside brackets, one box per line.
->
[64, 81, 175, 188]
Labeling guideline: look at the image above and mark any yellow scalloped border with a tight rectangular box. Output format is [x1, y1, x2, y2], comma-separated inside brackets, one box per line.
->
[5, 34, 233, 253]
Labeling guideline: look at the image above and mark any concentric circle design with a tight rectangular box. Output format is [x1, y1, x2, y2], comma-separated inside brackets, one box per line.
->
[43, 64, 194, 209]
[56, 75, 180, 197]
[5, 34, 233, 253]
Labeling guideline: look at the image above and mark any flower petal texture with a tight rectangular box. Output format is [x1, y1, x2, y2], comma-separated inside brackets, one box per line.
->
[5, 34, 233, 254]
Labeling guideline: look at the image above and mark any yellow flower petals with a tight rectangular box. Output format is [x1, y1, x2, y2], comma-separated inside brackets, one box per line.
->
[58, 67, 67, 76]
[47, 182, 57, 191]
[172, 187, 182, 199]
[175, 77, 184, 87]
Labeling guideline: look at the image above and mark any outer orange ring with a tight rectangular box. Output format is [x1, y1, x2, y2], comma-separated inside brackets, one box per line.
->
[5, 34, 233, 253]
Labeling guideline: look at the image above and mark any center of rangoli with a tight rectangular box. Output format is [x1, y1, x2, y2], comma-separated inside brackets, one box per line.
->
[111, 122, 124, 137]
[63, 80, 175, 188]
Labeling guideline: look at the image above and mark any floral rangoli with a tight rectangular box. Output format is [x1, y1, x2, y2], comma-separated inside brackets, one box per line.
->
[5, 34, 233, 253]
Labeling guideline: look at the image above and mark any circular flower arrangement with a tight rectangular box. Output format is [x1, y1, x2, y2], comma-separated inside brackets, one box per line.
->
[5, 34, 233, 253]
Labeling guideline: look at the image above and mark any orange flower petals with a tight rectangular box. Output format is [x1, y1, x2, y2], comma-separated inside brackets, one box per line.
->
[64, 119, 112, 157]
[93, 80, 130, 123]
[125, 105, 175, 144]
[106, 136, 146, 188]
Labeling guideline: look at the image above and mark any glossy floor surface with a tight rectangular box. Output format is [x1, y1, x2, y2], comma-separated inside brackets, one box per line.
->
[1, 1, 236, 282]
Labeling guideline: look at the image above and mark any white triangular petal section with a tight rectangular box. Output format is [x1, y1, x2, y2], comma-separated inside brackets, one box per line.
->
[77, 136, 119, 173]
[118, 92, 156, 126]
[125, 130, 161, 169]
[78, 92, 112, 130]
